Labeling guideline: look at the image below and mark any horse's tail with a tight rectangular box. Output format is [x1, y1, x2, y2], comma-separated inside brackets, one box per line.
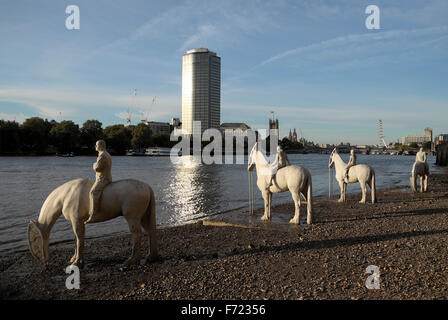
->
[410, 163, 416, 192]
[371, 168, 376, 204]
[306, 173, 313, 224]
[141, 186, 158, 261]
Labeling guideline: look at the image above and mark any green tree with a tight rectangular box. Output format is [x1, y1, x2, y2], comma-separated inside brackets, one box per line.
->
[81, 120, 103, 154]
[0, 120, 21, 154]
[20, 117, 53, 155]
[104, 124, 132, 155]
[131, 123, 152, 149]
[50, 120, 80, 154]
[152, 132, 171, 147]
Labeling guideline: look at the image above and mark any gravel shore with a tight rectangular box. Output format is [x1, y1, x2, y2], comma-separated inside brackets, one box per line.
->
[1, 173, 448, 300]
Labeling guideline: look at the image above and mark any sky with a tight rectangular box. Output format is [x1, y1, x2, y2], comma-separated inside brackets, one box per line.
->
[0, 0, 447, 145]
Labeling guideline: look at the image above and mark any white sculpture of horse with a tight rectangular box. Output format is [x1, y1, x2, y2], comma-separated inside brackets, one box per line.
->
[27, 178, 158, 267]
[410, 161, 429, 192]
[328, 148, 376, 204]
[247, 143, 313, 224]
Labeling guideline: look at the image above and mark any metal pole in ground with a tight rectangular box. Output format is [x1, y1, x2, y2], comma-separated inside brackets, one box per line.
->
[249, 171, 254, 216]
[329, 167, 333, 199]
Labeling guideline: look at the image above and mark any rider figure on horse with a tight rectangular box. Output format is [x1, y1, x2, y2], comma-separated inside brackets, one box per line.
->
[344, 149, 357, 183]
[267, 145, 290, 190]
[85, 140, 112, 224]
[416, 147, 426, 163]
[412, 147, 428, 177]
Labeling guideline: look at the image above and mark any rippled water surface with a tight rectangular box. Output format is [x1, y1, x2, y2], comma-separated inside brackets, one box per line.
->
[0, 154, 440, 254]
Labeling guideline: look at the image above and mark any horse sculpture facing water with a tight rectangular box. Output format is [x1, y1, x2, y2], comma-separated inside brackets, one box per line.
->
[328, 148, 376, 204]
[410, 161, 429, 193]
[248, 143, 313, 224]
[27, 178, 158, 267]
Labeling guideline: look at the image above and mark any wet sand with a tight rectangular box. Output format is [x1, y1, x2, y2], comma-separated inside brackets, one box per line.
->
[1, 173, 448, 300]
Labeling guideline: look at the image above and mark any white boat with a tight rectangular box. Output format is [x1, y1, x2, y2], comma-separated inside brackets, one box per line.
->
[126, 149, 136, 156]
[145, 147, 171, 156]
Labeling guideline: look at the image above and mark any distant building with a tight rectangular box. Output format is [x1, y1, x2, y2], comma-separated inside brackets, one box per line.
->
[293, 128, 297, 142]
[269, 118, 279, 131]
[435, 134, 448, 145]
[402, 127, 432, 145]
[287, 128, 298, 142]
[182, 48, 221, 135]
[425, 127, 433, 143]
[169, 118, 181, 133]
[220, 123, 251, 136]
[170, 117, 181, 127]
[146, 121, 170, 136]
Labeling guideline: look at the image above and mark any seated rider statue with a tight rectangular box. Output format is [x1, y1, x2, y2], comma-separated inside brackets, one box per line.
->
[85, 140, 112, 224]
[267, 145, 290, 190]
[344, 149, 357, 183]
[416, 147, 426, 163]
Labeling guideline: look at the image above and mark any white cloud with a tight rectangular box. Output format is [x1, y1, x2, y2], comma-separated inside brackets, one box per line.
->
[260, 26, 448, 66]
[179, 24, 217, 52]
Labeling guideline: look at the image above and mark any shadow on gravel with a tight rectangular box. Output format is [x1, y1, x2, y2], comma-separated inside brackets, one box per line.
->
[320, 207, 448, 224]
[166, 228, 448, 264]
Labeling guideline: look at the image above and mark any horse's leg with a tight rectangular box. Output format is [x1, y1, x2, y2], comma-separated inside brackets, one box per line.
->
[261, 191, 270, 221]
[289, 189, 300, 224]
[124, 218, 142, 266]
[367, 179, 374, 203]
[268, 192, 272, 220]
[338, 180, 345, 203]
[359, 180, 367, 204]
[424, 175, 428, 192]
[419, 176, 423, 193]
[343, 182, 347, 202]
[70, 220, 85, 267]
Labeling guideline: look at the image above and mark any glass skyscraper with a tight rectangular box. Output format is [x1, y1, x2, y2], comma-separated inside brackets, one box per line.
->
[182, 48, 221, 135]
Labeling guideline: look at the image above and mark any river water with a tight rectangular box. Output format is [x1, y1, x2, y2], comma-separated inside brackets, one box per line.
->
[0, 154, 440, 254]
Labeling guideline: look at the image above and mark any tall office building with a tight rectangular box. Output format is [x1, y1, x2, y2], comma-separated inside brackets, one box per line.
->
[182, 48, 221, 134]
[424, 127, 433, 142]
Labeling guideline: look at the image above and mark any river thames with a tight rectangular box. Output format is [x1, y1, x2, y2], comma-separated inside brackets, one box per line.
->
[0, 154, 440, 254]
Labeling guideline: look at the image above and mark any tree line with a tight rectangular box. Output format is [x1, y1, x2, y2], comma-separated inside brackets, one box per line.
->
[0, 117, 173, 155]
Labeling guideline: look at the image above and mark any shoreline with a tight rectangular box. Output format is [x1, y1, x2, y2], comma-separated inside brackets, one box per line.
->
[1, 173, 448, 299]
[0, 181, 418, 257]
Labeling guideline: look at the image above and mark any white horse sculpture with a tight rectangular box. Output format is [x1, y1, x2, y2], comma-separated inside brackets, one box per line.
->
[328, 148, 376, 204]
[410, 161, 429, 192]
[247, 143, 313, 224]
[27, 178, 158, 267]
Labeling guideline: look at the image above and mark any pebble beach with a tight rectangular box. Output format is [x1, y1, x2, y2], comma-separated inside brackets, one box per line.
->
[1, 173, 447, 300]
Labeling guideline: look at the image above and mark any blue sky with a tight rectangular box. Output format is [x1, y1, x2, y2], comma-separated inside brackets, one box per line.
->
[1, 0, 447, 145]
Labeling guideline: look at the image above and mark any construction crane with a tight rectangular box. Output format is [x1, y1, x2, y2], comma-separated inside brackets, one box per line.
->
[141, 96, 156, 124]
[125, 89, 136, 127]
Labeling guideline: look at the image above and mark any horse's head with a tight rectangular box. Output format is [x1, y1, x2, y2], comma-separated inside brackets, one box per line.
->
[328, 148, 337, 168]
[248, 142, 258, 171]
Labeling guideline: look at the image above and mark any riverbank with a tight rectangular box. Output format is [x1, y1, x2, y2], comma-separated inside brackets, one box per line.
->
[1, 173, 448, 300]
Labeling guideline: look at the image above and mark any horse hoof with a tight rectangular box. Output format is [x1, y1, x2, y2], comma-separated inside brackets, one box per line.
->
[123, 257, 140, 267]
[359, 200, 366, 204]
[261, 216, 268, 221]
[289, 218, 299, 224]
[145, 254, 159, 263]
